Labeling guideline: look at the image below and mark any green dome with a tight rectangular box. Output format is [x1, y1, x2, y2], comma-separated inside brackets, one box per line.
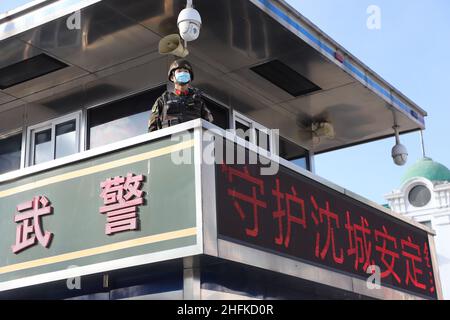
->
[401, 157, 450, 184]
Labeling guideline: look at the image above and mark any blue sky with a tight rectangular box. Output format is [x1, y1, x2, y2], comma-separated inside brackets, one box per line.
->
[0, 0, 34, 14]
[286, 0, 450, 204]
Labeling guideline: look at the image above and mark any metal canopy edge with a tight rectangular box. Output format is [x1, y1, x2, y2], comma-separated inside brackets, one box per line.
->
[250, 0, 426, 128]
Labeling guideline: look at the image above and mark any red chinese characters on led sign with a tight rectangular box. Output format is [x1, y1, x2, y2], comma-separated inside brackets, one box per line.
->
[221, 165, 266, 238]
[401, 236, 426, 290]
[12, 196, 53, 254]
[311, 196, 344, 264]
[216, 162, 437, 299]
[374, 226, 401, 284]
[99, 173, 145, 235]
[272, 178, 307, 248]
[345, 213, 374, 272]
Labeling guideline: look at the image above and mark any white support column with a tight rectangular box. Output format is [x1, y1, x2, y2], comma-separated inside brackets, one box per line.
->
[183, 256, 201, 300]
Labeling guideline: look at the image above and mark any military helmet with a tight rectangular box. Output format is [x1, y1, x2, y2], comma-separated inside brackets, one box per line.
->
[168, 59, 194, 83]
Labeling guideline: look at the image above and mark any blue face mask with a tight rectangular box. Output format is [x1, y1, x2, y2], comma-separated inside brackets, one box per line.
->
[174, 72, 191, 84]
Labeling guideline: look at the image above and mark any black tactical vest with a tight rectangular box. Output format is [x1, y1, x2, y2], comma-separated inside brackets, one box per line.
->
[160, 89, 205, 128]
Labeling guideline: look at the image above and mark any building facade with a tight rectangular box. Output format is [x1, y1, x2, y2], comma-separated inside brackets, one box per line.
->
[386, 157, 450, 299]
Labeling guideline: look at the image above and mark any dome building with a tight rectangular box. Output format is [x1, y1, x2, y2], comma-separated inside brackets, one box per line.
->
[385, 157, 450, 299]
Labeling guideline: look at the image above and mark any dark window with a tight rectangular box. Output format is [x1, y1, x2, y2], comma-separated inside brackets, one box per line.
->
[55, 120, 77, 159]
[235, 121, 251, 142]
[203, 97, 229, 129]
[87, 87, 165, 149]
[409, 185, 431, 208]
[34, 129, 52, 165]
[29, 114, 80, 166]
[277, 136, 309, 170]
[0, 133, 22, 175]
[255, 128, 270, 151]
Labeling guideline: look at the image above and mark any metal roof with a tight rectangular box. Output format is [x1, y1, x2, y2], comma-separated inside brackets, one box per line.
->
[0, 0, 427, 153]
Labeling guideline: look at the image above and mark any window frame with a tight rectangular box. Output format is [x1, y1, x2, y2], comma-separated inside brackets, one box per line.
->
[232, 111, 313, 171]
[26, 111, 82, 167]
[0, 129, 24, 175]
[232, 111, 275, 154]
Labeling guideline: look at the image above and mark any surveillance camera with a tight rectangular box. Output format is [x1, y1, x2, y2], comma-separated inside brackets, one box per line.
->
[178, 7, 202, 42]
[392, 143, 408, 166]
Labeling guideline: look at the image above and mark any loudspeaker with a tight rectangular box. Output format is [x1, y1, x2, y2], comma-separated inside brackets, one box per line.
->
[158, 34, 189, 58]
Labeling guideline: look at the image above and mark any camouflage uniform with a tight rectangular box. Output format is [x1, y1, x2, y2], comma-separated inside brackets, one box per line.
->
[149, 59, 214, 132]
[148, 87, 213, 132]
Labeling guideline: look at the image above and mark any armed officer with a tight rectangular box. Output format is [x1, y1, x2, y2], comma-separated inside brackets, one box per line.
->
[148, 59, 213, 132]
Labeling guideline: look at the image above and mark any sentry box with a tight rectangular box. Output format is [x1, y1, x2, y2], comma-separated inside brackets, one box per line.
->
[0, 0, 441, 300]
